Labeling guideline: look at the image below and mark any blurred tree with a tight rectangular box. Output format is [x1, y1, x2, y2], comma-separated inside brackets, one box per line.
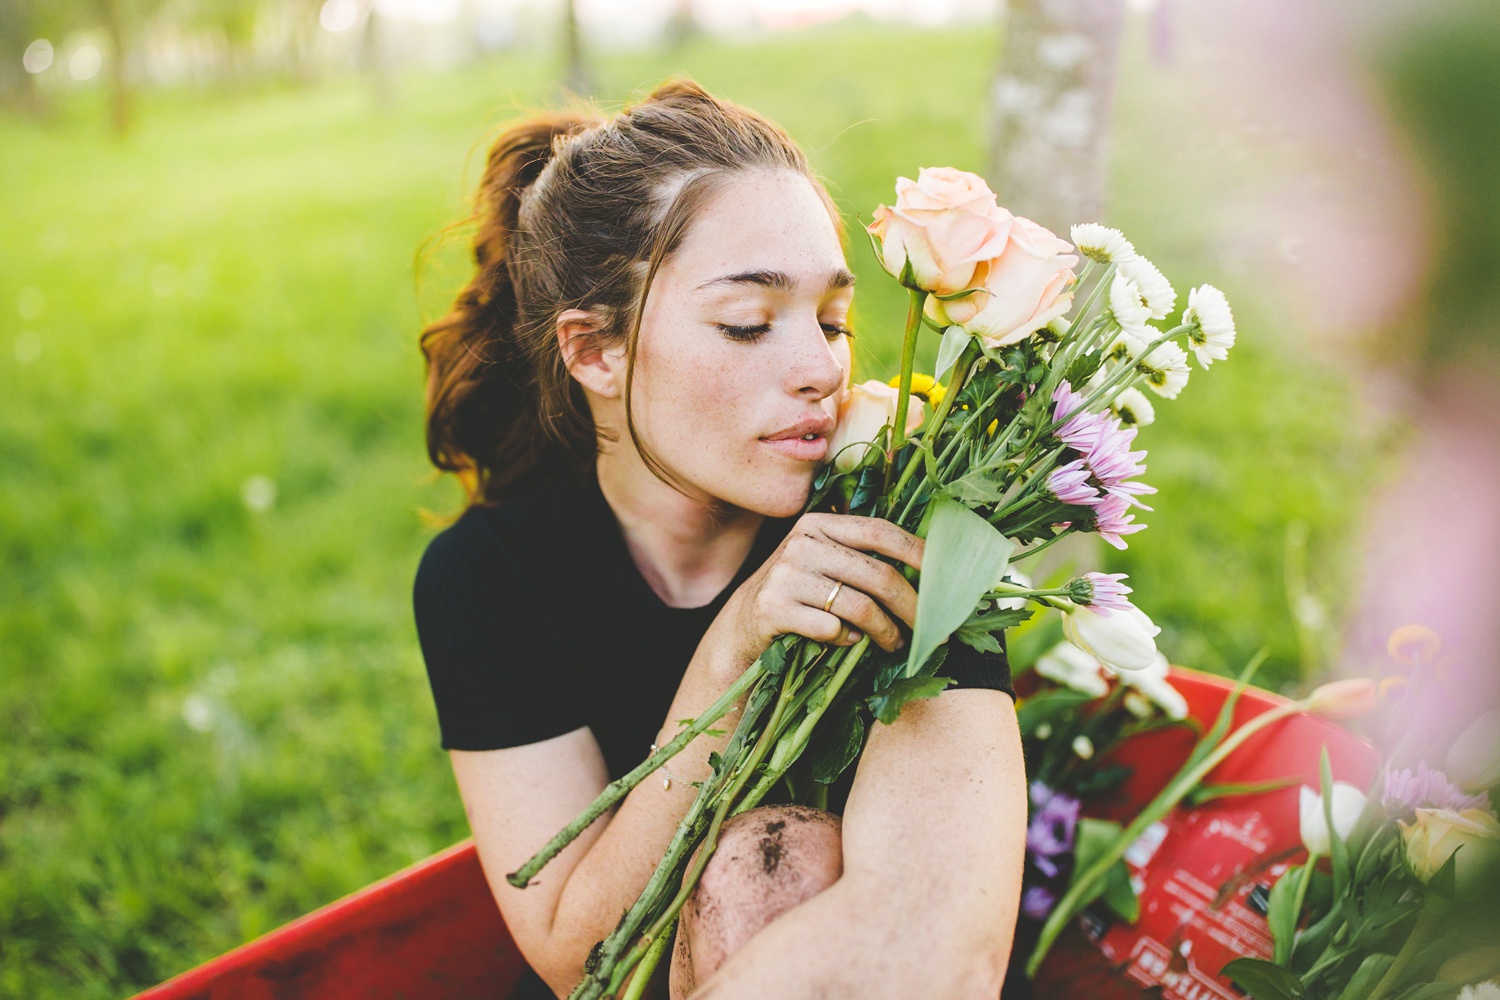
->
[665, 0, 700, 50]
[189, 0, 264, 86]
[561, 0, 592, 97]
[988, 0, 1126, 233]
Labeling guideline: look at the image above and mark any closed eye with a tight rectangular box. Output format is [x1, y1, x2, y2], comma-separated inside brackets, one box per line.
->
[715, 322, 855, 343]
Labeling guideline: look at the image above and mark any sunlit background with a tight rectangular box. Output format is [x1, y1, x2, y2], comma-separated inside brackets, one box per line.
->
[2, 0, 1496, 995]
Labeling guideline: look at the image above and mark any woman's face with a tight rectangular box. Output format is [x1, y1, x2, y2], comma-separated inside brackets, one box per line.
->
[628, 169, 855, 519]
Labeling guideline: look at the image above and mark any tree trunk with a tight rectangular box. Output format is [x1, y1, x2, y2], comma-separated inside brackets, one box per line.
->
[562, 0, 591, 97]
[988, 0, 1127, 233]
[100, 0, 132, 136]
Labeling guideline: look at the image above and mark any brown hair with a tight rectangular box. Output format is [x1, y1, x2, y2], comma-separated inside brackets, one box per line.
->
[419, 79, 844, 507]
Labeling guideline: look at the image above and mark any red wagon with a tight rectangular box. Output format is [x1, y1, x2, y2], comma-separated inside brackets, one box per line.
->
[133, 667, 1377, 1000]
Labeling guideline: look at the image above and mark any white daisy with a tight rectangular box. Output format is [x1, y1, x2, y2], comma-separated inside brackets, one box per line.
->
[1107, 272, 1151, 335]
[1120, 255, 1177, 320]
[1111, 387, 1156, 427]
[1458, 983, 1500, 1000]
[1183, 284, 1236, 367]
[1136, 338, 1191, 399]
[1104, 328, 1146, 368]
[1070, 223, 1137, 265]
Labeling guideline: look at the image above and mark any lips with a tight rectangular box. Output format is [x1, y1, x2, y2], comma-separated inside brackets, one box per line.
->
[760, 414, 836, 462]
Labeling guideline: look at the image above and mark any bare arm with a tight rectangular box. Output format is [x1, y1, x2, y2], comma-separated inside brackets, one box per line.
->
[453, 513, 933, 997]
[690, 686, 1028, 1000]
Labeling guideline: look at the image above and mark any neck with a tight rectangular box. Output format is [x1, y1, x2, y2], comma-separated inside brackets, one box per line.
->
[595, 446, 763, 609]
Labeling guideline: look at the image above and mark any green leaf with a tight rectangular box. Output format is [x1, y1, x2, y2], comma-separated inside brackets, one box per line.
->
[1391, 984, 1464, 1000]
[1221, 957, 1307, 1000]
[807, 697, 867, 785]
[934, 325, 971, 382]
[1334, 954, 1395, 1000]
[1187, 777, 1302, 808]
[1267, 864, 1306, 966]
[1099, 860, 1139, 923]
[1017, 687, 1096, 734]
[1071, 818, 1122, 889]
[1321, 748, 1352, 901]
[1063, 351, 1103, 390]
[866, 675, 954, 725]
[939, 473, 1008, 504]
[1427, 845, 1459, 900]
[903, 497, 1016, 679]
[758, 637, 793, 677]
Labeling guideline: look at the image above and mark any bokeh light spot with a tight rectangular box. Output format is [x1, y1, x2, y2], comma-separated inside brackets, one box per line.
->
[149, 263, 179, 298]
[17, 286, 45, 320]
[241, 475, 278, 513]
[68, 45, 102, 82]
[13, 332, 42, 365]
[320, 0, 360, 33]
[22, 39, 53, 75]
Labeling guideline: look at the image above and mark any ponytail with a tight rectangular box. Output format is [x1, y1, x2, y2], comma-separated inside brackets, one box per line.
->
[419, 111, 600, 506]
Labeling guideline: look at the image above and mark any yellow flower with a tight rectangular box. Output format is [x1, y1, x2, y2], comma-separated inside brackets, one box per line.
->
[887, 373, 946, 408]
[986, 419, 998, 436]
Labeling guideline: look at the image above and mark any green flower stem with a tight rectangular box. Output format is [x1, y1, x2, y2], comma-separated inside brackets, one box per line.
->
[1009, 531, 1068, 564]
[569, 668, 783, 999]
[737, 636, 873, 812]
[510, 660, 769, 888]
[1365, 897, 1443, 1000]
[883, 288, 928, 493]
[604, 666, 804, 996]
[1025, 696, 1308, 978]
[886, 338, 981, 518]
[1039, 264, 1115, 396]
[617, 915, 675, 1000]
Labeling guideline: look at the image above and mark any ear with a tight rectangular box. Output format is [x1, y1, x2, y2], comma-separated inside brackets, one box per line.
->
[556, 309, 625, 399]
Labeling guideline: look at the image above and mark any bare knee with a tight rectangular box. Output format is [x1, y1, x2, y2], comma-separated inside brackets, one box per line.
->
[672, 804, 842, 995]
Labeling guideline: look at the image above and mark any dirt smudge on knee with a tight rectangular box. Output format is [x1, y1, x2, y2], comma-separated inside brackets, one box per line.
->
[759, 818, 788, 875]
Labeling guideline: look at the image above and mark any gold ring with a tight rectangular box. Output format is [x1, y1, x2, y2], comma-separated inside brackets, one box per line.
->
[822, 580, 844, 614]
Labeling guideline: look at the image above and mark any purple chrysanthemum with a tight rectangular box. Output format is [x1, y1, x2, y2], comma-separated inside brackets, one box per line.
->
[1046, 459, 1101, 506]
[1382, 761, 1491, 818]
[1053, 382, 1111, 453]
[1028, 781, 1082, 879]
[1022, 885, 1058, 921]
[1085, 493, 1146, 550]
[1078, 572, 1134, 614]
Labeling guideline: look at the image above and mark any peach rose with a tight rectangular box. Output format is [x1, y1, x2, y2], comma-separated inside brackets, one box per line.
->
[867, 167, 1012, 295]
[828, 380, 927, 473]
[928, 215, 1080, 349]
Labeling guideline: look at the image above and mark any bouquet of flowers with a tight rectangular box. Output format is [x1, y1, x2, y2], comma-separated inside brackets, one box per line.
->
[506, 166, 1240, 1000]
[1217, 632, 1500, 1000]
[1006, 623, 1500, 1000]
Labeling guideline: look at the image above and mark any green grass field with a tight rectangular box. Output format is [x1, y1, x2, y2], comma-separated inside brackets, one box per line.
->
[0, 18, 1392, 998]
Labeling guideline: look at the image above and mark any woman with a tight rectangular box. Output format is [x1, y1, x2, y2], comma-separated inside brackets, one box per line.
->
[413, 80, 1028, 1000]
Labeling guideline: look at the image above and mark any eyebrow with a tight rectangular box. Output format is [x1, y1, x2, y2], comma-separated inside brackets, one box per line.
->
[696, 268, 857, 292]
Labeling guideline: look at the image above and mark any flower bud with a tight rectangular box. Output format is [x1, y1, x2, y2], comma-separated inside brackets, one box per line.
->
[1299, 782, 1366, 855]
[1061, 604, 1159, 673]
[1305, 678, 1381, 720]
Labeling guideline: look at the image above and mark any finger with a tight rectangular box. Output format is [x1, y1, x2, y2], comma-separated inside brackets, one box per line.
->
[803, 575, 902, 653]
[797, 534, 919, 632]
[780, 605, 863, 647]
[802, 514, 924, 572]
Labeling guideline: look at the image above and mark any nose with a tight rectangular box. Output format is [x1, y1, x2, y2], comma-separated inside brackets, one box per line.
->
[787, 319, 847, 401]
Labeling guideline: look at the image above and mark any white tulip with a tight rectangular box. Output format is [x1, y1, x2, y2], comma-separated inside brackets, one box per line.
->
[1035, 640, 1108, 698]
[1447, 710, 1500, 791]
[1062, 604, 1160, 673]
[1299, 781, 1367, 855]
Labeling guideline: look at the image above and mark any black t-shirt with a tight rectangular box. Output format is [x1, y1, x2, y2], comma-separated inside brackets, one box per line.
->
[412, 466, 1013, 997]
[414, 465, 1013, 766]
